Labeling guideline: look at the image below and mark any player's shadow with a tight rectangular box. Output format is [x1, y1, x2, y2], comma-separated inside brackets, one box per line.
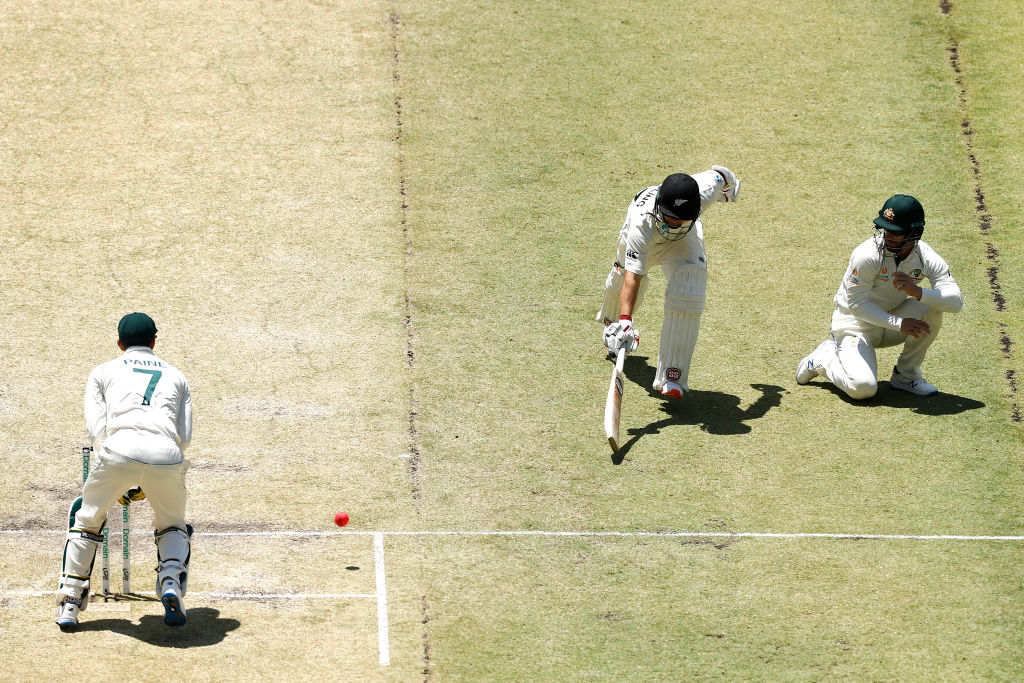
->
[612, 355, 785, 464]
[811, 381, 985, 415]
[72, 606, 240, 647]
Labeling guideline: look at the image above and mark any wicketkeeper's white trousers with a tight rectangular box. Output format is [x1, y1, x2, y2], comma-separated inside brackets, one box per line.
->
[76, 449, 188, 533]
[819, 298, 944, 399]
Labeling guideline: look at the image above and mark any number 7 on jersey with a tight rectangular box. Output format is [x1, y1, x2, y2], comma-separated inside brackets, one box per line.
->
[604, 348, 626, 453]
[133, 368, 162, 406]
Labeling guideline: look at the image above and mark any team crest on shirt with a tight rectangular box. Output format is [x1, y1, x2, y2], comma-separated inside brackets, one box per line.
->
[881, 268, 888, 275]
[912, 269, 922, 278]
[847, 268, 859, 284]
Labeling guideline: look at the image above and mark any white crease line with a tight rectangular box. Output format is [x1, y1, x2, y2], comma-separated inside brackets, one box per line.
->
[1, 589, 376, 599]
[376, 530, 1024, 541]
[3, 529, 1022, 541]
[374, 532, 390, 667]
[204, 592, 377, 600]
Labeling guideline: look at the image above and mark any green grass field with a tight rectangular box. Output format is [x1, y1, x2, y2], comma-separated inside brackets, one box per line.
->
[1, 0, 1021, 680]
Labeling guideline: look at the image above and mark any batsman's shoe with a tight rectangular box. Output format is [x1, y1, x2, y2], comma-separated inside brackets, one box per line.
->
[160, 579, 187, 627]
[795, 355, 818, 385]
[55, 597, 82, 632]
[889, 366, 938, 396]
[660, 380, 686, 399]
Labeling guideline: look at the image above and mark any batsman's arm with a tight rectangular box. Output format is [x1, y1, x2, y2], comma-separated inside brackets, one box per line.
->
[619, 270, 642, 318]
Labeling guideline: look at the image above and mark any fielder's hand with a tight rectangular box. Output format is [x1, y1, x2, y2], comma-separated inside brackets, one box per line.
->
[712, 165, 740, 202]
[900, 318, 931, 339]
[603, 316, 639, 352]
[118, 487, 146, 506]
[892, 272, 923, 299]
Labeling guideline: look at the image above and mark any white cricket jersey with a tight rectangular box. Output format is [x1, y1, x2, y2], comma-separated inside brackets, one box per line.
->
[85, 346, 192, 465]
[834, 235, 963, 331]
[618, 170, 727, 276]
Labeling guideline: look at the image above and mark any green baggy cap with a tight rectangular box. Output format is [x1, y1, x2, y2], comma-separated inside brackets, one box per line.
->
[872, 194, 925, 234]
[117, 312, 157, 346]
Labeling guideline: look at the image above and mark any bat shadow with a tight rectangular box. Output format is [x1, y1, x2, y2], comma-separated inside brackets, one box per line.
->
[68, 606, 240, 647]
[611, 355, 785, 464]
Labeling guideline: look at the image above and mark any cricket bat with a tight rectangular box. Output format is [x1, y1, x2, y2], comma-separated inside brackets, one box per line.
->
[603, 347, 627, 452]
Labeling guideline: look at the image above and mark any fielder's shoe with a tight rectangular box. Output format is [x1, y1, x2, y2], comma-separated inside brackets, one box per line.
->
[889, 366, 938, 396]
[795, 355, 818, 385]
[55, 596, 82, 632]
[660, 381, 686, 399]
[160, 578, 187, 627]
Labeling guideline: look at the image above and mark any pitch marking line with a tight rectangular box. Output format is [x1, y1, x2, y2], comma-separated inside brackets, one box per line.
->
[2, 590, 376, 599]
[193, 530, 1024, 541]
[375, 532, 391, 667]
[3, 529, 1023, 541]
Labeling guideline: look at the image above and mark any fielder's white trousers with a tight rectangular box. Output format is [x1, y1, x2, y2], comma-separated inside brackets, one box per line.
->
[820, 298, 943, 399]
[76, 449, 188, 533]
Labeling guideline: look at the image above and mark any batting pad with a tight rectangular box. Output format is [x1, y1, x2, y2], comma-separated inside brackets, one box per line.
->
[654, 265, 706, 391]
[596, 264, 647, 325]
[58, 528, 104, 607]
[156, 526, 192, 596]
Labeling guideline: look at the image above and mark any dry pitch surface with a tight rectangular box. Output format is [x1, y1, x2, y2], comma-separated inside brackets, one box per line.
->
[2, 0, 1023, 680]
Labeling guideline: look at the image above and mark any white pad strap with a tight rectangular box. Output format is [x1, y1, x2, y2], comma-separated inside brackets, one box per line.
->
[655, 265, 707, 391]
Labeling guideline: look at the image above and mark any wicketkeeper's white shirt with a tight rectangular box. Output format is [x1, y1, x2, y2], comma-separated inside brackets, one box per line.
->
[85, 346, 192, 465]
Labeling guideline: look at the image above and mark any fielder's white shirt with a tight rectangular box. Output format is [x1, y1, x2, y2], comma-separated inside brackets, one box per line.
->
[85, 346, 192, 465]
[618, 169, 728, 276]
[834, 235, 963, 331]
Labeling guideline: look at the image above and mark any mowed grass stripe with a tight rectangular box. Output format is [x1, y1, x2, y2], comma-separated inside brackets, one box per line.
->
[388, 0, 1023, 678]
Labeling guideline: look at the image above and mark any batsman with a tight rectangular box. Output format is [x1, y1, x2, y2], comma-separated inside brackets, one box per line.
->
[56, 313, 194, 631]
[598, 165, 741, 397]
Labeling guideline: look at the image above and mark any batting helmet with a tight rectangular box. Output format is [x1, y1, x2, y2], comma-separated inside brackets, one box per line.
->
[656, 173, 701, 223]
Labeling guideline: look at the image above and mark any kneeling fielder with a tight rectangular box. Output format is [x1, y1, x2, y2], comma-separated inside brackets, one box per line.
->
[795, 194, 963, 399]
[598, 166, 741, 397]
[57, 313, 194, 631]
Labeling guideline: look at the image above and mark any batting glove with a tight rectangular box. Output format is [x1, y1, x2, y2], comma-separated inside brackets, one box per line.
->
[603, 315, 640, 352]
[118, 487, 146, 506]
[712, 165, 740, 202]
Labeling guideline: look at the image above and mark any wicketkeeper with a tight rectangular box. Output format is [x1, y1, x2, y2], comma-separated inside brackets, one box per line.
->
[56, 312, 194, 630]
[598, 166, 741, 397]
[795, 194, 963, 398]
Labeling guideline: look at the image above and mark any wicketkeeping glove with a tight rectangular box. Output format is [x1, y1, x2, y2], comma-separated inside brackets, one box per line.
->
[118, 487, 146, 506]
[712, 165, 740, 202]
[603, 315, 640, 352]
